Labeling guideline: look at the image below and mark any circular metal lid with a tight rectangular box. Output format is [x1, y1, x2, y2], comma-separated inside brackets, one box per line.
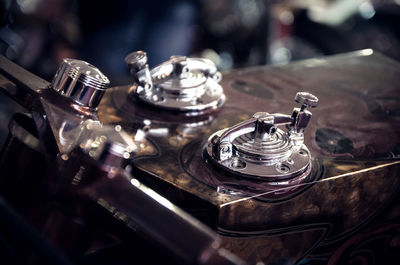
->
[205, 92, 318, 181]
[206, 127, 311, 180]
[125, 51, 225, 113]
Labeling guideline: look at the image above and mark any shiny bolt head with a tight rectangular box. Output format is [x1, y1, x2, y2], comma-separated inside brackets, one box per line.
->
[125, 51, 148, 71]
[218, 142, 232, 161]
[295, 92, 318, 108]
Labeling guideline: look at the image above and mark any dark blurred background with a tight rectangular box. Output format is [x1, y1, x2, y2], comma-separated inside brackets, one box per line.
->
[0, 0, 400, 85]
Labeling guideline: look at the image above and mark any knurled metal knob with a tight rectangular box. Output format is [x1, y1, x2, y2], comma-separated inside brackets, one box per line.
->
[51, 58, 110, 108]
[125, 51, 148, 71]
[295, 92, 318, 109]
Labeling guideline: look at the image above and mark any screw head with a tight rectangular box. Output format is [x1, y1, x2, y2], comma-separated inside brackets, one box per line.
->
[218, 142, 232, 161]
[221, 145, 230, 153]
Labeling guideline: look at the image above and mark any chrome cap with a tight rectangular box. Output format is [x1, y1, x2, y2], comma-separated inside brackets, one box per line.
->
[51, 58, 110, 108]
[125, 51, 225, 114]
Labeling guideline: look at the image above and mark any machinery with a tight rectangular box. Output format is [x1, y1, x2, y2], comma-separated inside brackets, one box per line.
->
[0, 48, 399, 265]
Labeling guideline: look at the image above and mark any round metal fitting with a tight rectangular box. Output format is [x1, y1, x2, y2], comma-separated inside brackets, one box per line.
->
[125, 51, 225, 113]
[206, 127, 311, 180]
[205, 92, 318, 181]
[51, 58, 110, 108]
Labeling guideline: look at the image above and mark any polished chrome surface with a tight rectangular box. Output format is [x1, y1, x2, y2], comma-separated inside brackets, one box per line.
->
[206, 92, 318, 180]
[51, 58, 110, 108]
[76, 121, 137, 169]
[1, 54, 246, 265]
[1, 51, 400, 265]
[295, 92, 318, 108]
[125, 51, 225, 113]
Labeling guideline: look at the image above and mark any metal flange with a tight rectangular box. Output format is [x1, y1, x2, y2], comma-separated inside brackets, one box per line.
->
[125, 51, 225, 113]
[205, 92, 318, 181]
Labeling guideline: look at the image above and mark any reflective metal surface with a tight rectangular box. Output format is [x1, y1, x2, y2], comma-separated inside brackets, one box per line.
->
[205, 91, 317, 180]
[0, 55, 245, 265]
[1, 49, 400, 265]
[51, 58, 110, 108]
[125, 51, 225, 114]
[98, 50, 400, 264]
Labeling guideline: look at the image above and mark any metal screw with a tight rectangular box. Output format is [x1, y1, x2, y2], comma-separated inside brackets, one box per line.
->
[221, 145, 230, 153]
[218, 142, 232, 161]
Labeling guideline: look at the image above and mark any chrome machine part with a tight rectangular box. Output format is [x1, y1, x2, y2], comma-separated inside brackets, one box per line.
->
[51, 58, 110, 108]
[206, 92, 318, 180]
[125, 51, 225, 113]
[76, 121, 137, 169]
